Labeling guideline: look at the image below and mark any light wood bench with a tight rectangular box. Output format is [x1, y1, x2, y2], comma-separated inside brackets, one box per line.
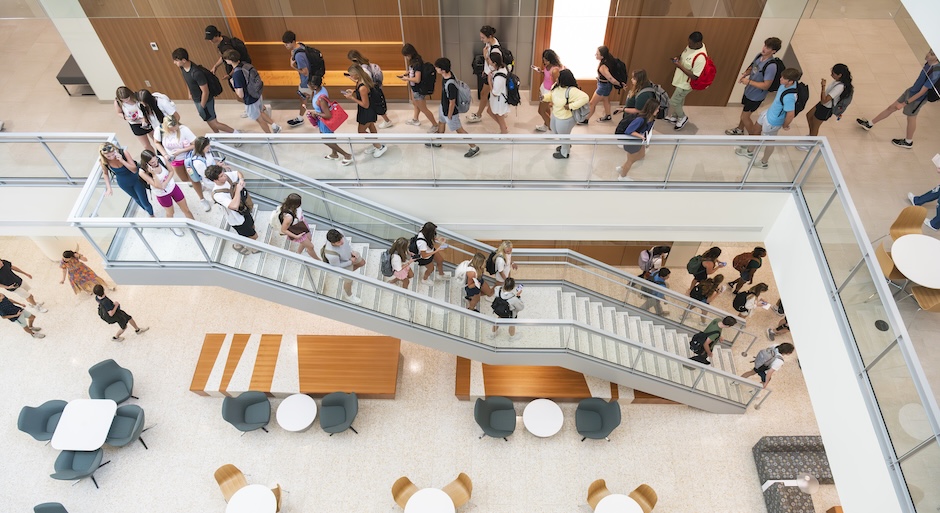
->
[257, 70, 410, 100]
[455, 357, 618, 402]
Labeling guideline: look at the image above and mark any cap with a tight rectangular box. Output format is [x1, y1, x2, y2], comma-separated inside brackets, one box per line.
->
[204, 25, 220, 40]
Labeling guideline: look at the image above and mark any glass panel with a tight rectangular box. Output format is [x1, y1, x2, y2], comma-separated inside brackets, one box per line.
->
[867, 343, 932, 457]
[80, 227, 119, 259]
[589, 141, 671, 183]
[268, 142, 361, 182]
[800, 149, 836, 220]
[348, 142, 438, 182]
[743, 144, 806, 184]
[813, 194, 863, 287]
[667, 142, 746, 183]
[108, 227, 156, 262]
[0, 142, 69, 179]
[45, 141, 111, 180]
[510, 141, 595, 182]
[137, 226, 206, 262]
[900, 439, 940, 513]
[838, 261, 901, 363]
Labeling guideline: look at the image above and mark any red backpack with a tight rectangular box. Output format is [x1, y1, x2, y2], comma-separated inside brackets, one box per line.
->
[690, 52, 717, 90]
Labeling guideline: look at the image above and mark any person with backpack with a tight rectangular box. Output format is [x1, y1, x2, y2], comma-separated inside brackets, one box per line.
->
[665, 32, 707, 131]
[276, 193, 319, 261]
[582, 46, 624, 125]
[281, 30, 326, 128]
[463, 252, 493, 313]
[685, 246, 725, 295]
[181, 136, 221, 212]
[544, 69, 589, 159]
[304, 75, 354, 166]
[639, 268, 671, 316]
[205, 25, 255, 119]
[689, 316, 737, 365]
[171, 48, 236, 135]
[399, 43, 437, 130]
[386, 237, 414, 289]
[491, 277, 524, 339]
[857, 49, 939, 149]
[690, 274, 725, 315]
[224, 50, 281, 134]
[97, 142, 154, 218]
[638, 245, 671, 278]
[431, 58, 481, 158]
[138, 150, 194, 232]
[343, 65, 389, 159]
[726, 37, 782, 137]
[618, 70, 657, 118]
[728, 247, 767, 294]
[532, 49, 564, 132]
[94, 284, 147, 342]
[735, 68, 803, 168]
[615, 98, 658, 181]
[487, 52, 511, 134]
[0, 257, 47, 314]
[767, 315, 789, 341]
[413, 222, 448, 287]
[206, 164, 259, 254]
[348, 49, 393, 129]
[0, 292, 44, 338]
[323, 228, 366, 305]
[740, 342, 794, 388]
[136, 89, 180, 161]
[490, 240, 518, 289]
[797, 64, 853, 151]
[467, 25, 501, 124]
[732, 283, 769, 318]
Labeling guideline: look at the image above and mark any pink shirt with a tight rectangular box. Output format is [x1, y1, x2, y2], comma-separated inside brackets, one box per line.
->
[542, 67, 559, 90]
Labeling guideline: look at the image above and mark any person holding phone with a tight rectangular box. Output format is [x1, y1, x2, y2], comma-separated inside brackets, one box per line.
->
[532, 49, 563, 132]
[414, 222, 448, 286]
[491, 277, 525, 338]
[344, 64, 388, 158]
[138, 150, 194, 231]
[97, 142, 154, 217]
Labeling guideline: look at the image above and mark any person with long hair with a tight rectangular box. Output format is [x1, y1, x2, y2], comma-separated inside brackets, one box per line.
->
[487, 52, 510, 134]
[348, 49, 393, 128]
[344, 64, 388, 158]
[464, 252, 494, 312]
[399, 43, 437, 129]
[467, 25, 500, 124]
[277, 193, 320, 261]
[615, 98, 658, 181]
[387, 237, 414, 289]
[492, 240, 518, 288]
[60, 248, 112, 295]
[798, 63, 853, 150]
[532, 49, 563, 132]
[305, 75, 353, 165]
[114, 86, 156, 153]
[583, 46, 623, 124]
[686, 246, 725, 294]
[183, 136, 222, 212]
[618, 70, 655, 117]
[733, 282, 769, 318]
[545, 69, 589, 159]
[97, 142, 154, 217]
[415, 222, 447, 286]
[138, 150, 194, 232]
[690, 274, 725, 316]
[137, 89, 179, 157]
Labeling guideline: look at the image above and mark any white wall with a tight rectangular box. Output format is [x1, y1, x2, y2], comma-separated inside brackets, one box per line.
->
[901, 0, 940, 54]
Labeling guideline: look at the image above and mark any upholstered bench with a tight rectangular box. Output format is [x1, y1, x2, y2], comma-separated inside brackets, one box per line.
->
[763, 483, 815, 513]
[753, 436, 834, 484]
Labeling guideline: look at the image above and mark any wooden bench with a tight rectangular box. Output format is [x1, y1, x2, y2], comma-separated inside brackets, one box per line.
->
[456, 357, 619, 402]
[245, 41, 411, 100]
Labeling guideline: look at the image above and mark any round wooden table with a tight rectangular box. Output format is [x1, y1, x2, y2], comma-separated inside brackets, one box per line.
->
[595, 494, 644, 513]
[404, 488, 455, 513]
[522, 398, 564, 437]
[276, 393, 318, 432]
[226, 484, 276, 513]
[891, 234, 940, 288]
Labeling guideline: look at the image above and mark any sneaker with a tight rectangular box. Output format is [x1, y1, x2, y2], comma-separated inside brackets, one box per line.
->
[264, 104, 272, 114]
[344, 293, 362, 305]
[856, 118, 873, 131]
[598, 115, 612, 123]
[735, 147, 754, 158]
[36, 305, 48, 313]
[466, 113, 482, 123]
[363, 146, 376, 155]
[908, 192, 917, 206]
[674, 116, 689, 130]
[795, 145, 811, 152]
[718, 285, 727, 293]
[271, 123, 282, 134]
[324, 153, 340, 160]
[240, 111, 249, 118]
[553, 151, 568, 159]
[286, 117, 304, 127]
[135, 327, 149, 335]
[925, 219, 938, 231]
[427, 126, 439, 134]
[556, 146, 562, 152]
[424, 143, 442, 148]
[405, 119, 421, 126]
[576, 119, 588, 125]
[32, 332, 46, 339]
[617, 175, 634, 181]
[200, 198, 213, 212]
[615, 165, 623, 175]
[421, 279, 434, 287]
[373, 145, 388, 158]
[725, 127, 744, 135]
[892, 138, 913, 149]
[766, 328, 776, 341]
[664, 115, 677, 123]
[535, 124, 549, 132]
[170, 228, 184, 237]
[112, 336, 124, 342]
[31, 327, 41, 332]
[340, 158, 354, 166]
[464, 147, 481, 158]
[377, 120, 394, 129]
[753, 160, 769, 169]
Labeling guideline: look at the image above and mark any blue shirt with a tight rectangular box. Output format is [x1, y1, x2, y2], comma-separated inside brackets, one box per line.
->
[649, 270, 668, 299]
[908, 62, 940, 96]
[745, 55, 777, 102]
[767, 83, 796, 127]
[232, 67, 259, 105]
[293, 49, 310, 89]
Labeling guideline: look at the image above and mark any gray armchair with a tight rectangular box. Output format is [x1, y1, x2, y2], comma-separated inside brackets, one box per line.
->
[34, 504, 69, 513]
[50, 449, 110, 489]
[222, 391, 270, 433]
[105, 404, 148, 449]
[576, 398, 621, 441]
[320, 391, 359, 435]
[18, 400, 67, 441]
[474, 397, 516, 441]
[88, 359, 135, 403]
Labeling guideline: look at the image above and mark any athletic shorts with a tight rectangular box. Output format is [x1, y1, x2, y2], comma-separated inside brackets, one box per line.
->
[245, 97, 264, 120]
[130, 123, 153, 136]
[813, 103, 834, 121]
[156, 184, 185, 207]
[233, 211, 257, 238]
[194, 97, 218, 122]
[13, 310, 33, 327]
[741, 94, 763, 113]
[439, 107, 462, 131]
[897, 90, 926, 116]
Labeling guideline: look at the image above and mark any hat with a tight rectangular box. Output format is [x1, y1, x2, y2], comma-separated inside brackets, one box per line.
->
[204, 25, 221, 40]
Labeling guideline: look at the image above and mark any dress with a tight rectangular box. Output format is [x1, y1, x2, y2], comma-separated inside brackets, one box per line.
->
[489, 67, 510, 116]
[60, 257, 107, 294]
[355, 84, 378, 124]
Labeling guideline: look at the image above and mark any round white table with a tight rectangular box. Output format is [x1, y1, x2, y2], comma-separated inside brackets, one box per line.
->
[226, 484, 276, 513]
[404, 488, 455, 513]
[276, 393, 318, 432]
[522, 398, 564, 437]
[890, 234, 940, 288]
[595, 494, 644, 513]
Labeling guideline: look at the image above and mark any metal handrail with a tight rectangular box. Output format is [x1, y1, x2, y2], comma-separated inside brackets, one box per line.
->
[0, 133, 115, 186]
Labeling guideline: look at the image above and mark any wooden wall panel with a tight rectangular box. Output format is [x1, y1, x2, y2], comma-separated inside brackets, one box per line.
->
[353, 0, 399, 16]
[143, 0, 224, 17]
[286, 0, 327, 16]
[230, 0, 282, 17]
[238, 17, 289, 43]
[323, 0, 356, 16]
[79, 0, 137, 17]
[606, 17, 642, 103]
[356, 16, 404, 41]
[530, 0, 553, 101]
[402, 17, 441, 64]
[285, 17, 362, 42]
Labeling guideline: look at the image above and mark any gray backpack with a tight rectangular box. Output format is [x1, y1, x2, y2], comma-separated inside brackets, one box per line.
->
[379, 249, 394, 277]
[445, 78, 472, 114]
[753, 347, 781, 371]
[238, 63, 264, 99]
[566, 87, 590, 123]
[637, 84, 670, 119]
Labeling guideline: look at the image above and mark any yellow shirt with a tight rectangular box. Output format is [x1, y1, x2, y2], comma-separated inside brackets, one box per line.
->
[544, 86, 589, 119]
[672, 44, 707, 90]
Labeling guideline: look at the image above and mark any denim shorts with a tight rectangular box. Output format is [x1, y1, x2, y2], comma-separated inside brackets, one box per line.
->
[596, 80, 613, 97]
[412, 89, 427, 101]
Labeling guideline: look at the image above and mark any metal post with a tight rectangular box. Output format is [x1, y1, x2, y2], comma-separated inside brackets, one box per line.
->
[812, 188, 839, 227]
[663, 144, 679, 184]
[189, 227, 212, 263]
[39, 139, 75, 184]
[754, 388, 772, 410]
[133, 226, 161, 263]
[266, 141, 279, 166]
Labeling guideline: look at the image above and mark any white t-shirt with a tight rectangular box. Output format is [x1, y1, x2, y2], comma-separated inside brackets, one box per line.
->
[415, 234, 431, 256]
[494, 285, 524, 315]
[483, 38, 500, 75]
[212, 171, 245, 226]
[769, 349, 785, 371]
[146, 93, 177, 142]
[391, 253, 404, 272]
[494, 254, 510, 283]
[281, 207, 306, 233]
[822, 81, 845, 108]
[163, 125, 197, 161]
[489, 67, 509, 115]
[120, 100, 145, 125]
[152, 167, 177, 198]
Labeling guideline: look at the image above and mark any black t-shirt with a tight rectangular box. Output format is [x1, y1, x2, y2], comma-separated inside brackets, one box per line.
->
[0, 296, 22, 321]
[181, 65, 209, 102]
[217, 36, 235, 74]
[440, 77, 458, 116]
[96, 295, 116, 314]
[0, 259, 23, 289]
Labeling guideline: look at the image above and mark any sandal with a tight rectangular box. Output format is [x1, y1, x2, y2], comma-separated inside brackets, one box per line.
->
[247, 248, 261, 254]
[232, 244, 250, 255]
[598, 115, 612, 122]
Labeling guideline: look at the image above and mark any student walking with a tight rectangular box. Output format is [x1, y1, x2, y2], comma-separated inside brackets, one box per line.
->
[94, 284, 147, 341]
[162, 118, 213, 212]
[138, 150, 195, 229]
[431, 57, 480, 158]
[638, 244, 671, 278]
[114, 86, 156, 153]
[798, 64, 853, 150]
[0, 257, 47, 312]
[618, 70, 657, 117]
[740, 342, 795, 388]
[735, 68, 802, 168]
[343, 64, 388, 158]
[487, 52, 511, 134]
[544, 69, 588, 159]
[615, 98, 658, 181]
[726, 38, 782, 136]
[686, 246, 725, 294]
[182, 136, 221, 212]
[205, 25, 252, 84]
[386, 237, 414, 289]
[136, 89, 179, 157]
[491, 277, 524, 339]
[689, 316, 737, 365]
[348, 49, 393, 128]
[60, 249, 111, 295]
[305, 75, 353, 165]
[171, 48, 236, 134]
[490, 240, 518, 289]
[97, 142, 154, 217]
[282, 30, 320, 128]
[467, 26, 501, 124]
[766, 316, 789, 341]
[414, 222, 448, 286]
[205, 164, 259, 254]
[0, 293, 44, 338]
[532, 49, 563, 132]
[323, 229, 366, 304]
[224, 50, 281, 133]
[907, 156, 940, 230]
[690, 274, 725, 312]
[640, 268, 671, 316]
[732, 283, 769, 318]
[728, 247, 767, 294]
[399, 43, 437, 129]
[276, 193, 320, 261]
[464, 252, 493, 312]
[583, 46, 623, 124]
[665, 32, 707, 131]
[857, 49, 939, 149]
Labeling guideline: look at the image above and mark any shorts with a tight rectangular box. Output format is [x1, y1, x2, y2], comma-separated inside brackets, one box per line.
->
[539, 84, 551, 99]
[482, 74, 490, 86]
[757, 111, 782, 136]
[897, 90, 926, 116]
[693, 268, 708, 282]
[130, 123, 153, 136]
[623, 140, 645, 155]
[439, 106, 462, 131]
[465, 284, 481, 299]
[194, 97, 218, 122]
[187, 163, 203, 183]
[411, 90, 427, 101]
[245, 97, 264, 120]
[416, 256, 434, 267]
[754, 366, 769, 383]
[7, 281, 31, 299]
[13, 310, 33, 327]
[741, 94, 763, 112]
[233, 210, 257, 238]
[596, 80, 613, 97]
[813, 103, 834, 121]
[156, 184, 185, 207]
[108, 308, 132, 329]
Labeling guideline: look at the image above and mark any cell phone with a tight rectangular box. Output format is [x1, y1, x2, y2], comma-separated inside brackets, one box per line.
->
[516, 283, 524, 292]
[438, 243, 449, 250]
[296, 90, 307, 99]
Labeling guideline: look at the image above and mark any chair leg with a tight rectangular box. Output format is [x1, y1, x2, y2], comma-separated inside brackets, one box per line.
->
[91, 476, 99, 489]
[261, 426, 269, 433]
[138, 436, 148, 450]
[503, 437, 509, 442]
[479, 433, 486, 439]
[581, 436, 586, 442]
[349, 426, 358, 434]
[605, 437, 611, 442]
[130, 395, 139, 400]
[329, 432, 334, 436]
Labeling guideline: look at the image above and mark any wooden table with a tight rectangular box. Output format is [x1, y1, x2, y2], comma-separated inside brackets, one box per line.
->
[50, 399, 117, 451]
[276, 393, 317, 432]
[226, 484, 276, 513]
[522, 398, 564, 437]
[404, 488, 455, 513]
[891, 234, 940, 288]
[595, 494, 644, 513]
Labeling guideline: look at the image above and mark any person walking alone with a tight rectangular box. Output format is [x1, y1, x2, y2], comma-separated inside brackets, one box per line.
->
[665, 31, 707, 131]
[94, 284, 148, 341]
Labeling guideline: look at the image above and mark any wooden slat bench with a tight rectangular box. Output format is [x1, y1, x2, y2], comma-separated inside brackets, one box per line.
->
[455, 357, 619, 402]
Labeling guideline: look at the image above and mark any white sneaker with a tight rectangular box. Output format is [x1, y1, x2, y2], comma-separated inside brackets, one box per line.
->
[378, 120, 394, 129]
[135, 327, 149, 335]
[617, 175, 633, 181]
[422, 279, 434, 287]
[466, 114, 483, 123]
[240, 111, 249, 118]
[32, 332, 46, 339]
[200, 199, 213, 212]
[427, 125, 439, 134]
[272, 123, 282, 134]
[344, 293, 362, 305]
[373, 145, 388, 158]
[405, 119, 421, 126]
[340, 158, 354, 166]
[663, 115, 677, 123]
[37, 305, 48, 313]
[795, 145, 811, 152]
[535, 124, 549, 132]
[908, 192, 916, 206]
[363, 146, 377, 155]
[170, 228, 184, 237]
[264, 104, 272, 114]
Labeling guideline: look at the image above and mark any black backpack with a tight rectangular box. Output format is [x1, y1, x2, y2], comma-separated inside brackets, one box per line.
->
[418, 62, 437, 96]
[782, 82, 810, 115]
[925, 64, 940, 102]
[615, 113, 640, 135]
[296, 44, 326, 78]
[195, 64, 223, 97]
[760, 56, 786, 92]
[609, 58, 628, 89]
[689, 284, 707, 302]
[494, 71, 521, 106]
[491, 44, 514, 71]
[492, 293, 513, 318]
[485, 251, 497, 275]
[689, 329, 718, 354]
[408, 235, 421, 260]
[230, 37, 251, 64]
[733, 291, 752, 312]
